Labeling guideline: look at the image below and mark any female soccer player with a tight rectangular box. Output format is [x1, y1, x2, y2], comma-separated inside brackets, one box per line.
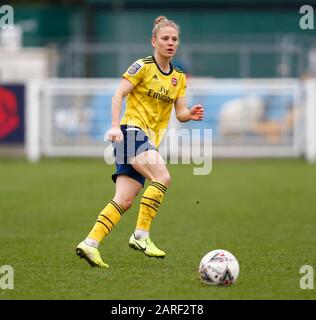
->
[76, 16, 204, 267]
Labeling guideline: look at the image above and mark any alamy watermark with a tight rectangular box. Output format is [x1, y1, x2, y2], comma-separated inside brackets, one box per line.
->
[0, 265, 14, 290]
[0, 5, 14, 30]
[299, 5, 314, 30]
[104, 128, 213, 176]
[299, 265, 314, 290]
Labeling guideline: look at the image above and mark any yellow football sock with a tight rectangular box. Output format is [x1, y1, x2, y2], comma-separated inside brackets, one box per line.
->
[136, 181, 167, 232]
[88, 200, 125, 243]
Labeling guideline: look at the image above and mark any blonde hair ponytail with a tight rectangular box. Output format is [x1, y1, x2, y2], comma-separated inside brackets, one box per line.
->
[152, 15, 180, 38]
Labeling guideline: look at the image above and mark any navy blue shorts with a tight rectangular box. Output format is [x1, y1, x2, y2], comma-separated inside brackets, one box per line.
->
[111, 125, 157, 187]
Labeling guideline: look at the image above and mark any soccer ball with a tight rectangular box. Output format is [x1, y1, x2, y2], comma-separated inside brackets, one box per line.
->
[198, 249, 240, 286]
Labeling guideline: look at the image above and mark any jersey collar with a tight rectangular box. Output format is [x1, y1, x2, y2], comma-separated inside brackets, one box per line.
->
[152, 56, 174, 76]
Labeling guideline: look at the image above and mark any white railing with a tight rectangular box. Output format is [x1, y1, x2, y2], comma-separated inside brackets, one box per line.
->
[26, 78, 316, 163]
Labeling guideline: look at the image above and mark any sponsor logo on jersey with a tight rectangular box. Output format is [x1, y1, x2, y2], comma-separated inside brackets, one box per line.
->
[127, 63, 142, 75]
[160, 86, 169, 95]
[147, 89, 174, 104]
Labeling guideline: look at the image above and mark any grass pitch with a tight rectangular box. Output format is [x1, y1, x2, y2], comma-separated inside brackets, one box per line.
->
[0, 158, 315, 300]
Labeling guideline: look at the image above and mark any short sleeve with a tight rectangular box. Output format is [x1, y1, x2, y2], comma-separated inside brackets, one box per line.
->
[122, 59, 145, 87]
[177, 74, 186, 98]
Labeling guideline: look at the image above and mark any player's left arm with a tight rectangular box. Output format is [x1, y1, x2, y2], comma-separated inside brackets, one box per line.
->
[174, 97, 204, 122]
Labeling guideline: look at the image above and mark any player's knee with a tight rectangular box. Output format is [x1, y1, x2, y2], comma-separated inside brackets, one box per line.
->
[122, 198, 134, 211]
[114, 197, 134, 211]
[158, 173, 171, 187]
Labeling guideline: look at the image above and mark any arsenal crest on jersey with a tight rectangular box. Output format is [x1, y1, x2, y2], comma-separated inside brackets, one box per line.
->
[171, 77, 177, 87]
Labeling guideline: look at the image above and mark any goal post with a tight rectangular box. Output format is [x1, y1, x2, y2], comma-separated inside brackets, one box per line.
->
[25, 78, 315, 163]
[305, 79, 316, 164]
[25, 81, 41, 163]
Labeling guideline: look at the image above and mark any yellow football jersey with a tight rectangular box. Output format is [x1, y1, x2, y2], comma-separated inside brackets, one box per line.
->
[121, 56, 186, 147]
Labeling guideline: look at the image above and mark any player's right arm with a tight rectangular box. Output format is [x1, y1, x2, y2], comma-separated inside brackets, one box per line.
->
[107, 78, 135, 142]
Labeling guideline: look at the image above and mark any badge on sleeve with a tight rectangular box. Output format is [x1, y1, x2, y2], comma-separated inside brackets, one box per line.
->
[127, 63, 142, 75]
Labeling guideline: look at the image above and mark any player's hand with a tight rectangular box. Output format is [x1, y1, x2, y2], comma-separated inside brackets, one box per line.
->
[190, 104, 204, 121]
[106, 127, 123, 142]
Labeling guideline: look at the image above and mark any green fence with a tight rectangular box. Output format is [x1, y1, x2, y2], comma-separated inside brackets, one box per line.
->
[12, 2, 315, 77]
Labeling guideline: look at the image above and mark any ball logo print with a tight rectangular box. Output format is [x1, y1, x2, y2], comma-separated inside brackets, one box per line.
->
[199, 249, 239, 286]
[220, 268, 235, 286]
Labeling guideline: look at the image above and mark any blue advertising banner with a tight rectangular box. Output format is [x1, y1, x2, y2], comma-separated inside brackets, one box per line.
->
[0, 84, 25, 144]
